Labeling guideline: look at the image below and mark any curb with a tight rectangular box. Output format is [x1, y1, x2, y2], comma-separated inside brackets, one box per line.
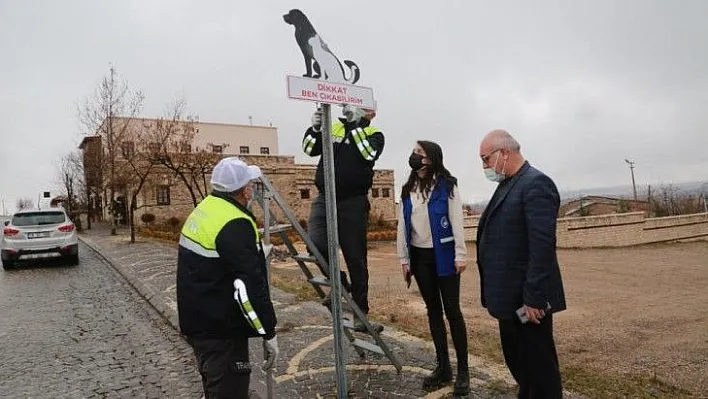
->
[78, 234, 269, 398]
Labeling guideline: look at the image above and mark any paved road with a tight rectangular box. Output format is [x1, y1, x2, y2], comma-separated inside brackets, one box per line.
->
[0, 243, 203, 398]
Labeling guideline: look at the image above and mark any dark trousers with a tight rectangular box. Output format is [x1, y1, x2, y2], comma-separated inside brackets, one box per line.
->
[190, 338, 251, 399]
[499, 315, 562, 399]
[410, 246, 468, 373]
[308, 193, 370, 313]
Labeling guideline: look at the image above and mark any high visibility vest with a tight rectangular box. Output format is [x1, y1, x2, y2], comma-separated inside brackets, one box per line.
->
[179, 195, 259, 258]
[332, 121, 380, 161]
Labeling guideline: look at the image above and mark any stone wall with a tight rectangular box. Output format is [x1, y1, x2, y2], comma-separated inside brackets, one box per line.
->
[463, 212, 708, 248]
[131, 155, 396, 228]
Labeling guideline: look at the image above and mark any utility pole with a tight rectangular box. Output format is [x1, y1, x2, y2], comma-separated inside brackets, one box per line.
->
[624, 159, 637, 201]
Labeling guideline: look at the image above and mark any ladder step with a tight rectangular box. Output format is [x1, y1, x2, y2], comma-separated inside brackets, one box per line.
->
[351, 339, 384, 355]
[308, 276, 330, 286]
[293, 253, 318, 263]
[258, 223, 292, 234]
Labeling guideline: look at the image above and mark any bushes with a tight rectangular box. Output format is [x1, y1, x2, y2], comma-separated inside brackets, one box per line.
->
[167, 216, 182, 232]
[141, 213, 156, 226]
[137, 215, 182, 242]
[367, 230, 396, 242]
[139, 227, 180, 243]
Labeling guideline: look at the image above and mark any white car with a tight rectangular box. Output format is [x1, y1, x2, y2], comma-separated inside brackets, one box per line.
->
[1, 208, 79, 269]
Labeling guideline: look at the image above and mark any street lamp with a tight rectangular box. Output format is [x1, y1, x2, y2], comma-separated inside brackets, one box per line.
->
[625, 159, 637, 201]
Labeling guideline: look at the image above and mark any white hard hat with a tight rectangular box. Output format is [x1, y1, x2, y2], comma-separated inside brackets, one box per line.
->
[210, 157, 262, 192]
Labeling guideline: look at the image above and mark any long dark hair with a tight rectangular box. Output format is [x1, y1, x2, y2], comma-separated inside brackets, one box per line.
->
[401, 140, 458, 200]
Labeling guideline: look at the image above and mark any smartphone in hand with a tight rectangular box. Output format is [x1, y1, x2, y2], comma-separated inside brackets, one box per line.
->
[405, 271, 412, 289]
[516, 303, 552, 324]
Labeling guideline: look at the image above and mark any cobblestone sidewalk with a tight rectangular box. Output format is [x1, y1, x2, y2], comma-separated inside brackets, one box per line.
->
[79, 225, 522, 398]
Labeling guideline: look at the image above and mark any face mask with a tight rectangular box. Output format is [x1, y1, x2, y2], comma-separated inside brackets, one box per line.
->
[342, 105, 365, 123]
[484, 153, 507, 182]
[409, 152, 426, 171]
[484, 167, 505, 182]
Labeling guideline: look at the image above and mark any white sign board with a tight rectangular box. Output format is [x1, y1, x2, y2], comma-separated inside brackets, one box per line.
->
[286, 75, 376, 110]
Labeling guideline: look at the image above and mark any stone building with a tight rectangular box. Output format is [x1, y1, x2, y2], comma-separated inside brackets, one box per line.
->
[79, 116, 396, 228]
[559, 195, 650, 217]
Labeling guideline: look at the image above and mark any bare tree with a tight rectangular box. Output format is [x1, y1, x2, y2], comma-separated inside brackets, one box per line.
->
[55, 151, 84, 219]
[650, 184, 704, 216]
[150, 106, 226, 207]
[78, 65, 144, 235]
[16, 198, 34, 211]
[123, 100, 188, 243]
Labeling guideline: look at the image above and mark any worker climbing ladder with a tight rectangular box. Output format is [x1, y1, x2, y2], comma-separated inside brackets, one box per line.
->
[252, 174, 402, 373]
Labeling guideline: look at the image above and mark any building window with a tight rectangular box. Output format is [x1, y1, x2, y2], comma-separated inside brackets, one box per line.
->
[156, 186, 171, 205]
[382, 188, 390, 198]
[121, 141, 135, 159]
[180, 144, 192, 153]
[300, 189, 310, 199]
[371, 188, 380, 198]
[212, 145, 223, 154]
[240, 146, 250, 154]
[260, 147, 270, 155]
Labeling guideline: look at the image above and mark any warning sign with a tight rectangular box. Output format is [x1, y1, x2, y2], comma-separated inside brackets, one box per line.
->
[286, 76, 376, 110]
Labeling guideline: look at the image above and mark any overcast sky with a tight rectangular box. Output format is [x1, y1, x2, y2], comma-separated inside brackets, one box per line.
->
[1, 0, 707, 213]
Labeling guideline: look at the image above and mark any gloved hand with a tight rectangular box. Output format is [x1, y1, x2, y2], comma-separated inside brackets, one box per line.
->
[342, 105, 366, 123]
[311, 110, 322, 132]
[262, 336, 279, 371]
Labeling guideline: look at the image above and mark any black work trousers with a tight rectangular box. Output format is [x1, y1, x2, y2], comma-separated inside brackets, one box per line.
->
[308, 193, 370, 313]
[498, 314, 563, 399]
[410, 246, 468, 373]
[190, 337, 251, 399]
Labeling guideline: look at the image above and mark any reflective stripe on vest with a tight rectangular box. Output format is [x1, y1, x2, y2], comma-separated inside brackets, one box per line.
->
[332, 121, 379, 137]
[180, 195, 259, 258]
[333, 121, 380, 160]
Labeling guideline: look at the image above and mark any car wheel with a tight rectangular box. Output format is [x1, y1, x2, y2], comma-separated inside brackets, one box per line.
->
[68, 254, 79, 266]
[2, 260, 14, 270]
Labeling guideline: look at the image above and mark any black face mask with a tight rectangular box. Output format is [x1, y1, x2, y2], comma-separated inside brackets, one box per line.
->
[408, 153, 425, 171]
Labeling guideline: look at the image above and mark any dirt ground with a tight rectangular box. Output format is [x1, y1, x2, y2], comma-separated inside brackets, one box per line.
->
[272, 240, 708, 397]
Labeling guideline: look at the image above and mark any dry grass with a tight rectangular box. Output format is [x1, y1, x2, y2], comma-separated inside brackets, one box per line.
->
[270, 240, 708, 398]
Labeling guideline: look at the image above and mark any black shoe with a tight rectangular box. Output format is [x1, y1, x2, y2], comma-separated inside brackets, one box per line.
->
[322, 293, 352, 312]
[322, 292, 332, 309]
[452, 371, 470, 396]
[353, 318, 384, 334]
[422, 364, 453, 391]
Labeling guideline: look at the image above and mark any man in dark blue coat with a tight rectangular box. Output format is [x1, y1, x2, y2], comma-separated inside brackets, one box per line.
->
[476, 129, 566, 398]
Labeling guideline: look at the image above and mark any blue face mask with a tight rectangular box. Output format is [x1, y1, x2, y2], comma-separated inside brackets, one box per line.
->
[484, 153, 507, 183]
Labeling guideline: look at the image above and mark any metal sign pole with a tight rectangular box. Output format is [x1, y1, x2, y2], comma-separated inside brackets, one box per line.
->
[320, 103, 348, 398]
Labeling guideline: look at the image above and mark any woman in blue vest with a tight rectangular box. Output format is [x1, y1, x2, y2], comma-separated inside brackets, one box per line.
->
[396, 140, 470, 395]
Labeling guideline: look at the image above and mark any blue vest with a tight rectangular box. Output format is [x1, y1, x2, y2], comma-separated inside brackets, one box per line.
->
[403, 180, 456, 276]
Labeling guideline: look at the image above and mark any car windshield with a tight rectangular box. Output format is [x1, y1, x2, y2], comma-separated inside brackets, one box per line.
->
[12, 211, 66, 226]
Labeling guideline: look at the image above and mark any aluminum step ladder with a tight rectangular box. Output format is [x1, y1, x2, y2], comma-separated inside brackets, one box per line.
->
[252, 174, 402, 372]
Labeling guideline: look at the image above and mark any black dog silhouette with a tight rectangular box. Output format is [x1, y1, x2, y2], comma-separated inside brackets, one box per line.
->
[283, 9, 360, 84]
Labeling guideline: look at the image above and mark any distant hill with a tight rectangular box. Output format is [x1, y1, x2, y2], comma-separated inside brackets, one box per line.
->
[465, 180, 707, 207]
[560, 181, 707, 201]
